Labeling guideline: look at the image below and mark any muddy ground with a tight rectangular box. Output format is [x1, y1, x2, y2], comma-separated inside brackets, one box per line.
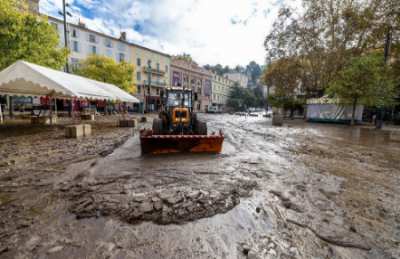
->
[0, 114, 399, 259]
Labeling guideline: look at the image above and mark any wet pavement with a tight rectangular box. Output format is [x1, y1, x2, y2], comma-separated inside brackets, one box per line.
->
[0, 114, 399, 259]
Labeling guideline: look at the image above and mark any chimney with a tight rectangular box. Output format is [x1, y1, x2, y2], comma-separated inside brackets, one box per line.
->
[78, 19, 86, 28]
[120, 32, 127, 41]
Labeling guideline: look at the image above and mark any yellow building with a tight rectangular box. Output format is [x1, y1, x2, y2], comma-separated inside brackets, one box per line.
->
[210, 73, 235, 112]
[131, 46, 171, 112]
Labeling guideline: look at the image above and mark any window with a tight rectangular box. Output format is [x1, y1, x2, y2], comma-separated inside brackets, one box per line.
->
[70, 58, 80, 70]
[106, 49, 113, 57]
[119, 53, 125, 62]
[165, 65, 168, 72]
[137, 58, 141, 66]
[105, 39, 112, 48]
[118, 43, 126, 51]
[156, 63, 160, 71]
[89, 34, 96, 43]
[72, 41, 79, 52]
[90, 45, 96, 54]
[137, 86, 141, 94]
[136, 72, 141, 81]
[72, 29, 78, 38]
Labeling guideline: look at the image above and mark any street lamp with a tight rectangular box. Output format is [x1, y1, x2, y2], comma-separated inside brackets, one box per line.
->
[143, 62, 152, 113]
[59, 0, 73, 73]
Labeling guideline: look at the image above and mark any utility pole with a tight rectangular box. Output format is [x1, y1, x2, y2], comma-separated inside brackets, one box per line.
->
[62, 0, 69, 73]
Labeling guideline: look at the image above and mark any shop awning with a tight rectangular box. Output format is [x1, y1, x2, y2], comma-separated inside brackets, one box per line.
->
[0, 60, 139, 103]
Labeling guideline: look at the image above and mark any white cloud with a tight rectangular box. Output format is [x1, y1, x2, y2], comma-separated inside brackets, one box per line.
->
[40, 0, 298, 67]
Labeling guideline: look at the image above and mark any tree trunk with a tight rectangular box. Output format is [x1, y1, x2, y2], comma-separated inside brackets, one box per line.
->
[351, 98, 357, 126]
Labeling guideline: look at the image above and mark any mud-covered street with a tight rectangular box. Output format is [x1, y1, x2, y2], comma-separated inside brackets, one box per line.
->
[1, 114, 399, 259]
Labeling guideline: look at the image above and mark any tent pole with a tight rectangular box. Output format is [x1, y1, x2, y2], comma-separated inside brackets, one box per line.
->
[8, 96, 13, 118]
[54, 97, 57, 116]
[49, 96, 52, 117]
[0, 102, 3, 124]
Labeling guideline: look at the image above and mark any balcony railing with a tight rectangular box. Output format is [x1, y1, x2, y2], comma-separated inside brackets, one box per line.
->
[143, 67, 166, 76]
[143, 80, 167, 87]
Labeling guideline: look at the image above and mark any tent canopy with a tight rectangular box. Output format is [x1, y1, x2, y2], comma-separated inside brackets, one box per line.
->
[0, 60, 139, 103]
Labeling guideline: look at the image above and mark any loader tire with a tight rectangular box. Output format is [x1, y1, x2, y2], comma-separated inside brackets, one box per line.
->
[196, 121, 207, 135]
[152, 118, 163, 135]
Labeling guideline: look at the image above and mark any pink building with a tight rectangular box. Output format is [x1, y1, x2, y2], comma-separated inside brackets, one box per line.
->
[170, 57, 212, 112]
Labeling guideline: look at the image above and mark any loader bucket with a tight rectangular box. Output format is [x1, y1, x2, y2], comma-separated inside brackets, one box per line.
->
[140, 130, 224, 155]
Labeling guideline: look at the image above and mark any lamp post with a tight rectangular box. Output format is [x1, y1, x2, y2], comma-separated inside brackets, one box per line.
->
[62, 0, 69, 72]
[143, 62, 152, 113]
[60, 0, 73, 73]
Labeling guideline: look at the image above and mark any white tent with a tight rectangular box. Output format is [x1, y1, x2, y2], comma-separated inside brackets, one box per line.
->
[0, 60, 139, 103]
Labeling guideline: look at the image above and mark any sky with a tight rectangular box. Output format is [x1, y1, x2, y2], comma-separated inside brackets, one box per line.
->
[40, 0, 300, 67]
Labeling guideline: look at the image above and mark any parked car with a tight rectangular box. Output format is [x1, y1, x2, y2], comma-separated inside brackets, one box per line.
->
[263, 110, 272, 118]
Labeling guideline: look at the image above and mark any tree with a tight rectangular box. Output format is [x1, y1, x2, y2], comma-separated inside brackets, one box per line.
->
[263, 57, 305, 116]
[175, 53, 194, 63]
[0, 0, 67, 70]
[246, 61, 262, 87]
[227, 83, 261, 111]
[264, 0, 399, 96]
[204, 64, 227, 76]
[327, 53, 396, 125]
[75, 55, 135, 93]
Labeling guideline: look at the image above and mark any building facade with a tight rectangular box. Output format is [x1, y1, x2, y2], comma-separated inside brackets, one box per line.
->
[48, 16, 172, 113]
[224, 72, 249, 88]
[210, 74, 234, 112]
[170, 58, 212, 112]
[48, 17, 132, 70]
[131, 46, 171, 112]
[23, 0, 39, 13]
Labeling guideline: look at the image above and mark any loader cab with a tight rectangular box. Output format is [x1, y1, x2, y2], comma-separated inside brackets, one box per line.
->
[163, 88, 193, 110]
[158, 88, 195, 133]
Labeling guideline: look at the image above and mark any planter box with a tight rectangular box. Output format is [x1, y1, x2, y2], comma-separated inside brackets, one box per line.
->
[65, 125, 84, 138]
[272, 108, 283, 126]
[82, 124, 92, 136]
[81, 114, 95, 121]
[119, 119, 137, 128]
[31, 116, 57, 125]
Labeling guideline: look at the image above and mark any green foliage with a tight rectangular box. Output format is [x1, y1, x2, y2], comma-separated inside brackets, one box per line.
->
[246, 61, 262, 87]
[263, 57, 305, 109]
[175, 53, 194, 63]
[264, 0, 399, 95]
[0, 0, 67, 70]
[327, 53, 396, 108]
[204, 64, 230, 76]
[227, 83, 262, 111]
[75, 55, 135, 93]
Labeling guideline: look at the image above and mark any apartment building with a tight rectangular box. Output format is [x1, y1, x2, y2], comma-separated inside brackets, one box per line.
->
[171, 58, 212, 112]
[132, 47, 171, 112]
[48, 17, 132, 70]
[210, 74, 235, 112]
[48, 17, 172, 113]
[224, 72, 249, 88]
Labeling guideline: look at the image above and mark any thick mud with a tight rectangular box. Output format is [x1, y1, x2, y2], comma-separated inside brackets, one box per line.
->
[0, 114, 399, 259]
